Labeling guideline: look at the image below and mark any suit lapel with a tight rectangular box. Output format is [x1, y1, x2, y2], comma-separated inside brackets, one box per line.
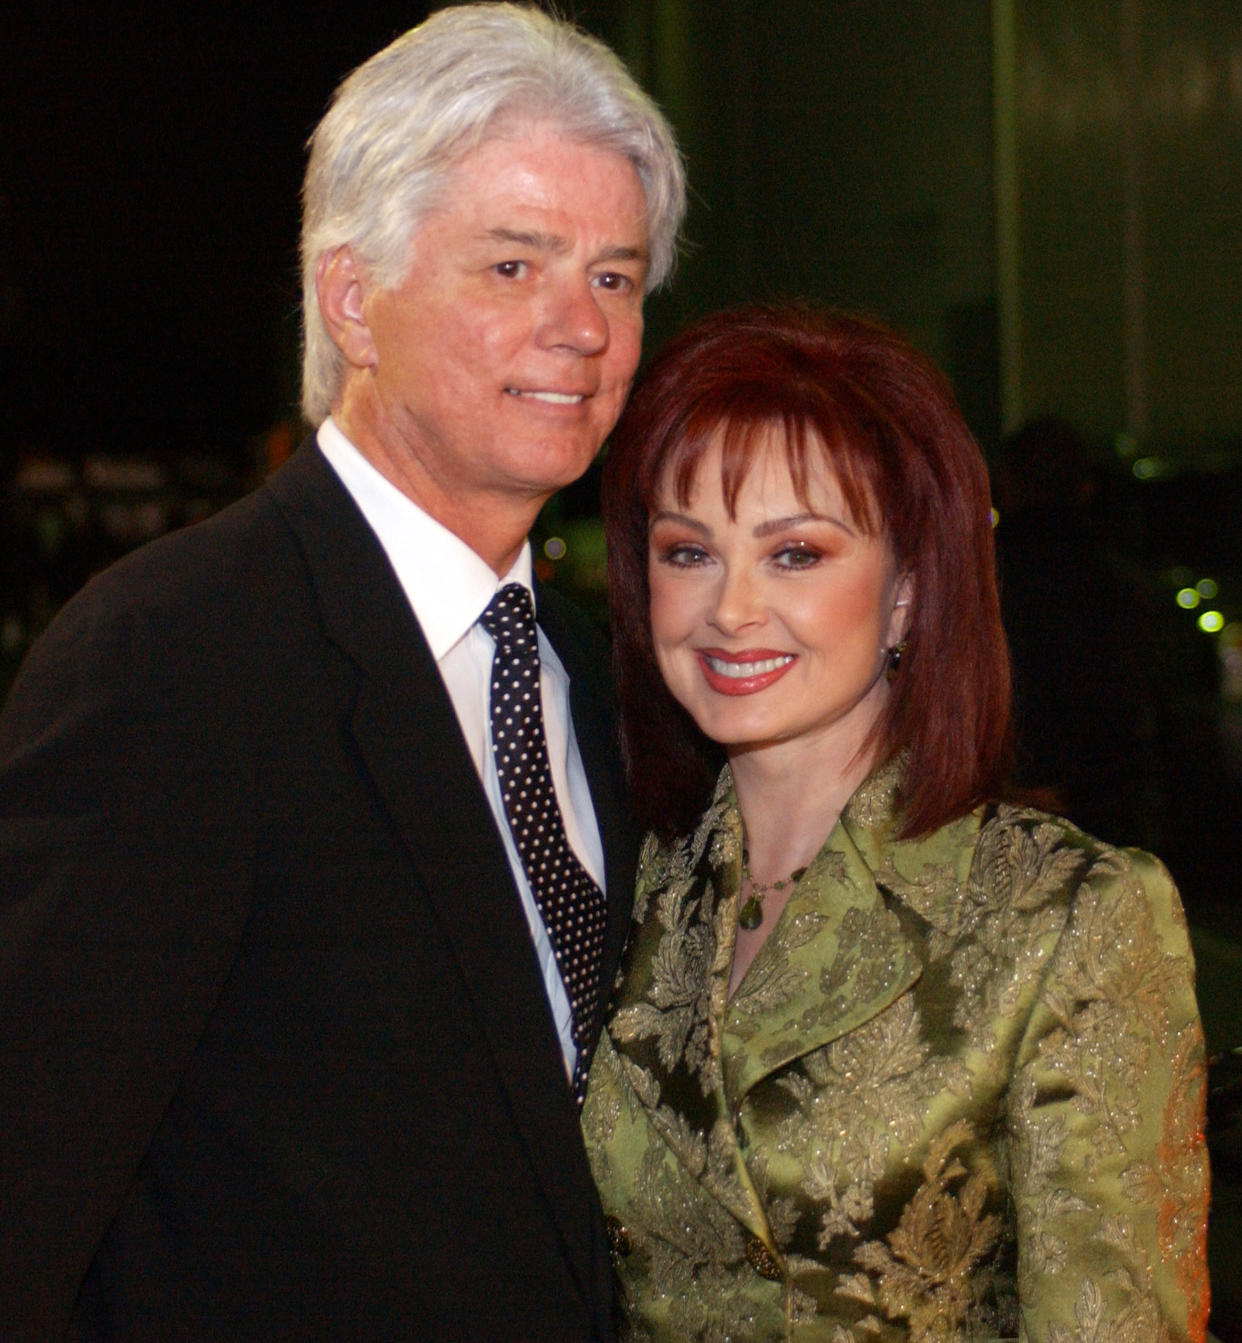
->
[264, 443, 602, 1298]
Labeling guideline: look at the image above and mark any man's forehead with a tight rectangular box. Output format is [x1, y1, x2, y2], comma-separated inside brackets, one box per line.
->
[434, 189, 649, 255]
[445, 125, 645, 200]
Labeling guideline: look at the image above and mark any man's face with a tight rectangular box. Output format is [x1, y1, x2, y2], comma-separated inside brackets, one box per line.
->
[344, 124, 650, 555]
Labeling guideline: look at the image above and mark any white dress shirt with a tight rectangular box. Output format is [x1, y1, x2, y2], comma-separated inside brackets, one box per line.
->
[317, 417, 606, 1081]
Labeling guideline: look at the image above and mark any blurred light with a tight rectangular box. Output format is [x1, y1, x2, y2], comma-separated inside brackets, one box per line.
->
[1176, 588, 1201, 609]
[15, 457, 77, 493]
[989, 506, 1000, 528]
[1166, 565, 1195, 588]
[543, 536, 567, 561]
[1198, 610, 1225, 634]
[1132, 457, 1160, 479]
[1196, 577, 1219, 599]
[1114, 431, 1139, 459]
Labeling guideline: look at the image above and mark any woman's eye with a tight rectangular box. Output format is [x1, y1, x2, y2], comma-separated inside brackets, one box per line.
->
[773, 544, 822, 569]
[657, 543, 711, 568]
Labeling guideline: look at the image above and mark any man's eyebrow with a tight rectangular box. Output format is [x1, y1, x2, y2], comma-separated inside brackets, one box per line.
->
[597, 243, 650, 266]
[482, 228, 649, 265]
[484, 227, 566, 251]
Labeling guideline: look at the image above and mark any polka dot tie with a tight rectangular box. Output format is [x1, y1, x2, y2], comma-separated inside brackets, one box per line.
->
[479, 584, 607, 1106]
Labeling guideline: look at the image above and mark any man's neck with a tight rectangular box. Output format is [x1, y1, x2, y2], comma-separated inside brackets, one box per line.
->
[331, 409, 545, 577]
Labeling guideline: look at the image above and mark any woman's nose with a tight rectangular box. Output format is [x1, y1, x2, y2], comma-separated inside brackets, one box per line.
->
[709, 567, 765, 634]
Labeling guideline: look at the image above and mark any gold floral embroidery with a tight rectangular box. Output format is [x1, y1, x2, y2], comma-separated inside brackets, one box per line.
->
[583, 774, 1208, 1341]
[611, 881, 721, 1078]
[1046, 1274, 1169, 1343]
[853, 1121, 1001, 1338]
[1125, 1023, 1210, 1333]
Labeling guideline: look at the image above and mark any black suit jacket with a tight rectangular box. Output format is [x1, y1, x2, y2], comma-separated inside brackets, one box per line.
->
[0, 442, 636, 1340]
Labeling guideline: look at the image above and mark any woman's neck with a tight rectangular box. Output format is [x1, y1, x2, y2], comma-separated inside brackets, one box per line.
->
[729, 733, 879, 883]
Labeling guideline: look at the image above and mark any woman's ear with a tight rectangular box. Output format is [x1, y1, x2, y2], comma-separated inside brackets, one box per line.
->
[888, 571, 915, 647]
[315, 245, 378, 369]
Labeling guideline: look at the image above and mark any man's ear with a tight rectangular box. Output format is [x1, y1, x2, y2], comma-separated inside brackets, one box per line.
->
[315, 245, 377, 369]
[888, 571, 915, 646]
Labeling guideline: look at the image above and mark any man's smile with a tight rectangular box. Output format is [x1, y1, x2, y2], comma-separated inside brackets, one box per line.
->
[504, 387, 587, 404]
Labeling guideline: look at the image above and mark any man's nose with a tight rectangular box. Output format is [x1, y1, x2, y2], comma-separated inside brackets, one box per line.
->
[540, 277, 608, 355]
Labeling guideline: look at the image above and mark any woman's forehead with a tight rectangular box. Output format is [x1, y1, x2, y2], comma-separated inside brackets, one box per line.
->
[657, 419, 879, 528]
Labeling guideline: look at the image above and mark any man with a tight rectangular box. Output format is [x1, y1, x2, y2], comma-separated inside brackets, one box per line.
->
[0, 5, 685, 1338]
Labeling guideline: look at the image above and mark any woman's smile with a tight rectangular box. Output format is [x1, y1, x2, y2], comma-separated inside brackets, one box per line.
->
[695, 649, 797, 695]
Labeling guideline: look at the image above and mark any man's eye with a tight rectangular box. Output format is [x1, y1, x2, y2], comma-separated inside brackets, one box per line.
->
[593, 271, 633, 292]
[494, 260, 527, 279]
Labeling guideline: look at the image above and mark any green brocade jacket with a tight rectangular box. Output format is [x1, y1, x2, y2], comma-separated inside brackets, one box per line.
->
[582, 765, 1209, 1341]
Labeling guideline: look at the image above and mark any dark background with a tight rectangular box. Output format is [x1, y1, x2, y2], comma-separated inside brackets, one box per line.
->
[1, 3, 424, 462]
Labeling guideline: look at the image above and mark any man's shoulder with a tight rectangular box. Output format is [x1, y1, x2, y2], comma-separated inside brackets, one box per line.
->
[48, 443, 344, 628]
[3, 447, 353, 716]
[55, 483, 287, 638]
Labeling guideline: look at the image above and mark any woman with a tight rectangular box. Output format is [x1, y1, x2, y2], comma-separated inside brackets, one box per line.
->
[582, 305, 1209, 1340]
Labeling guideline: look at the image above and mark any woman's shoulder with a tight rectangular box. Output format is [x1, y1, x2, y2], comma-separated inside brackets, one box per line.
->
[983, 799, 1170, 868]
[969, 800, 1182, 925]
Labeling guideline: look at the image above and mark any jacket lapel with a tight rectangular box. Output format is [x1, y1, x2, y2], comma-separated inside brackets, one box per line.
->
[608, 766, 924, 1135]
[264, 442, 601, 1298]
[722, 817, 923, 1103]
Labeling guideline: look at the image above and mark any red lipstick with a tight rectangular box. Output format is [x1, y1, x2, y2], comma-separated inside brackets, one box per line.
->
[696, 648, 796, 697]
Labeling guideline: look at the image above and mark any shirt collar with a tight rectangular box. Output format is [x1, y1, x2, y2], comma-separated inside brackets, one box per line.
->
[316, 416, 533, 661]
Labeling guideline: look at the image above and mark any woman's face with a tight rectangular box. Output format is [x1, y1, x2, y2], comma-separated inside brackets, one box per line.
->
[647, 428, 911, 762]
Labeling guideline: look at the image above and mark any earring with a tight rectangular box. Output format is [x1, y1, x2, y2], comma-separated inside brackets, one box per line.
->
[885, 641, 907, 682]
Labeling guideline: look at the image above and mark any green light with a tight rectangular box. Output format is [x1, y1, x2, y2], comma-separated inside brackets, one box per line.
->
[543, 536, 567, 561]
[1133, 458, 1159, 479]
[1198, 611, 1225, 634]
[1176, 588, 1200, 609]
[1196, 578, 1218, 599]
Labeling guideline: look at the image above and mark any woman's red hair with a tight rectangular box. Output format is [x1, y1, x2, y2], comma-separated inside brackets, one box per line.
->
[602, 303, 1012, 841]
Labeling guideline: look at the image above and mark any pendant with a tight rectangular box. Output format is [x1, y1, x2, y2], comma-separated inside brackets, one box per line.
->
[738, 896, 764, 931]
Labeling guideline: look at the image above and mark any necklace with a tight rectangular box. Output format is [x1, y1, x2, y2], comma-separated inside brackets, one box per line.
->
[738, 852, 806, 931]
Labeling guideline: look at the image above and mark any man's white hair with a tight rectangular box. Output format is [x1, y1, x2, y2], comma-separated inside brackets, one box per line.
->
[300, 2, 686, 425]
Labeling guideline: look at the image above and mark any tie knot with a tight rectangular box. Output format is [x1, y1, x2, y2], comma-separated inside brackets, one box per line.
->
[480, 583, 537, 655]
